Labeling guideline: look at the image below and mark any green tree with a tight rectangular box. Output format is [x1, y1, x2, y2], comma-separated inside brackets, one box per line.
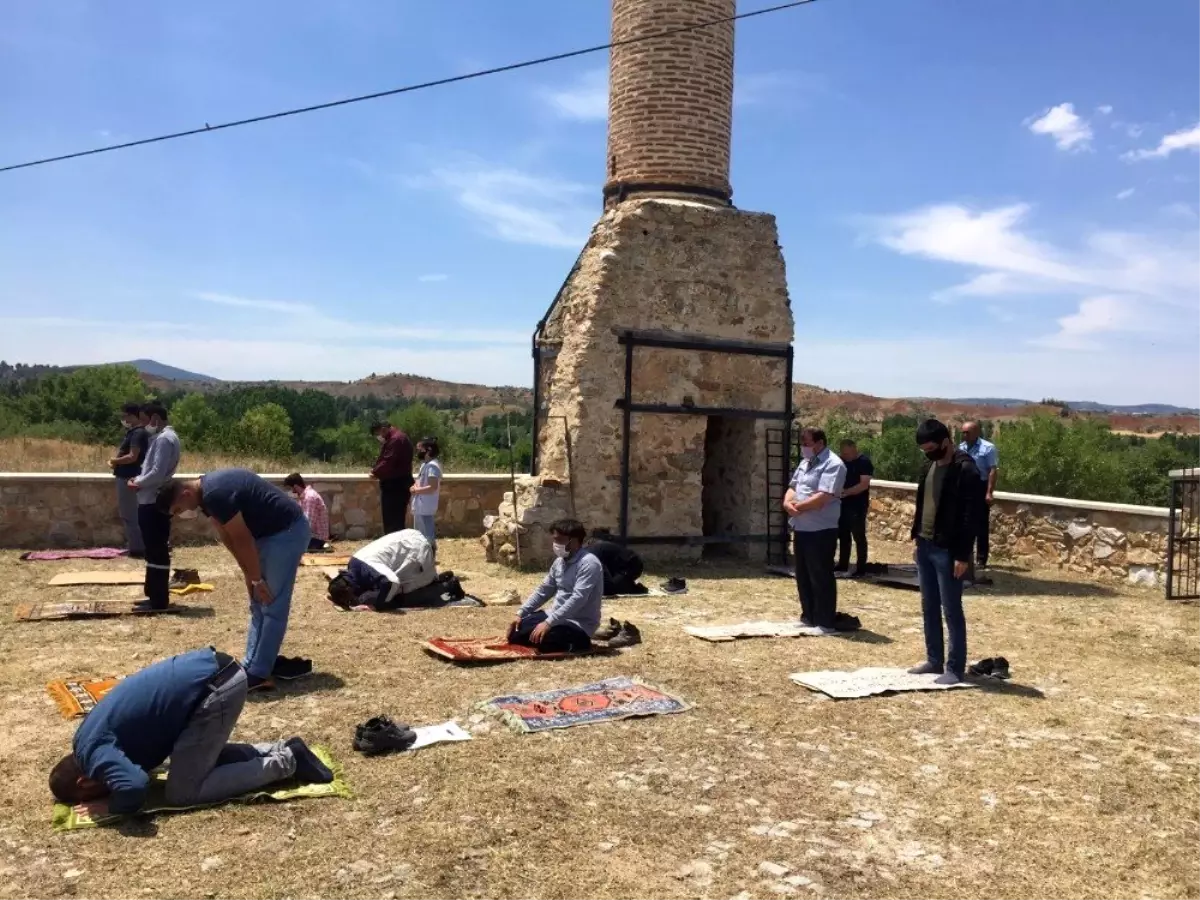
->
[390, 402, 452, 459]
[23, 364, 148, 441]
[863, 425, 926, 482]
[171, 393, 222, 450]
[237, 403, 293, 459]
[998, 416, 1130, 502]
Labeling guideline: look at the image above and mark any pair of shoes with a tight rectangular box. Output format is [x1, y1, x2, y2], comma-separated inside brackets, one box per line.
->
[907, 661, 944, 675]
[247, 674, 276, 692]
[606, 621, 642, 649]
[273, 656, 314, 680]
[967, 657, 1011, 680]
[353, 716, 417, 756]
[934, 671, 963, 686]
[169, 568, 200, 589]
[661, 578, 687, 595]
[132, 599, 168, 613]
[832, 612, 862, 632]
[284, 737, 334, 783]
[593, 617, 622, 641]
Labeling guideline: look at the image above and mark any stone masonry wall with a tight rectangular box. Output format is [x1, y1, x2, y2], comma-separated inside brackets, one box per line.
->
[866, 481, 1172, 587]
[0, 474, 508, 549]
[605, 0, 734, 204]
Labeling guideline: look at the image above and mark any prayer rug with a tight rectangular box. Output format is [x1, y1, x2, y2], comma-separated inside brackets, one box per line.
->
[16, 601, 192, 623]
[478, 675, 691, 734]
[48, 571, 144, 586]
[422, 636, 616, 664]
[20, 548, 127, 561]
[302, 554, 352, 567]
[52, 745, 351, 831]
[46, 676, 125, 718]
[685, 621, 810, 642]
[789, 667, 979, 700]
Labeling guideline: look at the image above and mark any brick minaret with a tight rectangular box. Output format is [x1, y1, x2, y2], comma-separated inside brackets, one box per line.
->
[604, 0, 735, 208]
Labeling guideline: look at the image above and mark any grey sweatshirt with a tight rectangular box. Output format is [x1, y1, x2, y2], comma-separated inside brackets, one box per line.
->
[519, 549, 604, 636]
[131, 427, 181, 505]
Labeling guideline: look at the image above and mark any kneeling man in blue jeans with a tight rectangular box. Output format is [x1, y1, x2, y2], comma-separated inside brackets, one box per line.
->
[49, 648, 330, 815]
[909, 419, 982, 685]
[160, 469, 311, 691]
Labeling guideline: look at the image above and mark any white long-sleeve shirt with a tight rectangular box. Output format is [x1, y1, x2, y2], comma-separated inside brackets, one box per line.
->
[352, 529, 437, 604]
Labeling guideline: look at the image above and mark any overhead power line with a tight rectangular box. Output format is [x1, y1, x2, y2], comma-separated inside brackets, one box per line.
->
[0, 0, 818, 174]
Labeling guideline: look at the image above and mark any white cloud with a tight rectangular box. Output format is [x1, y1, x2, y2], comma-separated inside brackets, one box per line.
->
[1162, 202, 1198, 221]
[1096, 105, 1113, 116]
[1123, 123, 1200, 161]
[734, 71, 829, 108]
[539, 69, 608, 121]
[1026, 102, 1093, 151]
[865, 201, 1199, 359]
[421, 163, 592, 249]
[193, 291, 310, 314]
[1116, 187, 1135, 200]
[417, 273, 449, 283]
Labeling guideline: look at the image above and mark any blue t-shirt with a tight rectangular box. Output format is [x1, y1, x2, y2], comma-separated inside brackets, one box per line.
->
[73, 648, 220, 814]
[200, 468, 303, 539]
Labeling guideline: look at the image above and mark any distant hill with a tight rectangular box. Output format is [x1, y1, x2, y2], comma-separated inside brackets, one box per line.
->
[119, 359, 221, 383]
[952, 397, 1200, 416]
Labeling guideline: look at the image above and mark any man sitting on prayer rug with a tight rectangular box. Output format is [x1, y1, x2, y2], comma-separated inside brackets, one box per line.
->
[49, 648, 331, 815]
[508, 518, 603, 654]
[327, 528, 451, 610]
[159, 470, 310, 691]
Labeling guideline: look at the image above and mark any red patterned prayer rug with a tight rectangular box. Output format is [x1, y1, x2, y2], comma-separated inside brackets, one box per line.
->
[477, 675, 691, 733]
[46, 676, 125, 719]
[421, 636, 615, 663]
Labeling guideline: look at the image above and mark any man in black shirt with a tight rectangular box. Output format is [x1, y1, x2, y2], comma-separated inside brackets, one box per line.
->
[108, 403, 149, 558]
[836, 439, 874, 576]
[587, 534, 645, 596]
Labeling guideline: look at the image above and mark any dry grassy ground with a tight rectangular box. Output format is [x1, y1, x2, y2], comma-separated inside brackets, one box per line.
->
[0, 538, 1197, 900]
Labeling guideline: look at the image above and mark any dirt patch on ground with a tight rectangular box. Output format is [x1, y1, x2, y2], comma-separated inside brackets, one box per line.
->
[0, 539, 1197, 899]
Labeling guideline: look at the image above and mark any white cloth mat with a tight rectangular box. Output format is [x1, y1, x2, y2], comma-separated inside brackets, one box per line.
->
[410, 720, 473, 751]
[789, 667, 978, 699]
[685, 621, 807, 642]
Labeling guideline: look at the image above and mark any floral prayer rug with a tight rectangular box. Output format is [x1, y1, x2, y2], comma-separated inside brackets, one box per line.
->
[478, 675, 691, 733]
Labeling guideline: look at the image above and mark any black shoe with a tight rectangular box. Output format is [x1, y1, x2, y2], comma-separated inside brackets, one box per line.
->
[606, 621, 642, 649]
[662, 578, 687, 594]
[833, 565, 849, 574]
[593, 617, 621, 641]
[247, 674, 276, 692]
[132, 599, 168, 613]
[285, 737, 334, 784]
[353, 716, 417, 756]
[273, 656, 313, 680]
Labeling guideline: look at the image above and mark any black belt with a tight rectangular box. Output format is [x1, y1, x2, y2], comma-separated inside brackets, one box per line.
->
[208, 649, 241, 690]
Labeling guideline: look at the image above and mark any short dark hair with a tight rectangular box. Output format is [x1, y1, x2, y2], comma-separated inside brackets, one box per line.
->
[800, 427, 827, 445]
[839, 438, 857, 449]
[283, 473, 305, 488]
[121, 402, 142, 417]
[916, 418, 951, 446]
[550, 518, 587, 542]
[369, 421, 389, 434]
[327, 573, 356, 610]
[155, 480, 182, 515]
[143, 401, 168, 422]
[49, 755, 85, 803]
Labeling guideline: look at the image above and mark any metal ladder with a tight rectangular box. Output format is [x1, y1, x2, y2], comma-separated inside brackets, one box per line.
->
[765, 427, 790, 566]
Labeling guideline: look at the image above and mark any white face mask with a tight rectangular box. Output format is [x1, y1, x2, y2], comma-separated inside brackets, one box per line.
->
[552, 542, 569, 559]
[177, 509, 198, 520]
[145, 424, 159, 436]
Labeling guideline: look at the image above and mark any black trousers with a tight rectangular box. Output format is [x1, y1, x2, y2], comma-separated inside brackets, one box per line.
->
[976, 502, 991, 566]
[793, 529, 838, 628]
[379, 478, 411, 535]
[837, 505, 869, 571]
[603, 557, 645, 596]
[137, 504, 172, 609]
[510, 611, 592, 654]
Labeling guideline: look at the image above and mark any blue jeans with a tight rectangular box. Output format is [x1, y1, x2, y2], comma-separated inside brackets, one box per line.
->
[244, 517, 310, 679]
[915, 537, 967, 676]
[414, 514, 437, 554]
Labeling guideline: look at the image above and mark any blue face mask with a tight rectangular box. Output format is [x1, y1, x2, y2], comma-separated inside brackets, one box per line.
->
[800, 446, 815, 460]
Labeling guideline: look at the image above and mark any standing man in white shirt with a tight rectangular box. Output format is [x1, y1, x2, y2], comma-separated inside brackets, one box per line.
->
[959, 422, 999, 570]
[783, 427, 847, 635]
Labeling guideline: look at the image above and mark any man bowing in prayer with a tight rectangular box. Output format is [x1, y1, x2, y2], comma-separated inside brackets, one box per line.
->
[159, 470, 310, 691]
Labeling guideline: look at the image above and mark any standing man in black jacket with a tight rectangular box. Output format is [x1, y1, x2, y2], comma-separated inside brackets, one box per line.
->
[368, 421, 414, 535]
[908, 419, 981, 685]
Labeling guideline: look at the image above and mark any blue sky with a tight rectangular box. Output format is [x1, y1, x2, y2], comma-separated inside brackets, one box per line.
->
[1, 0, 1197, 405]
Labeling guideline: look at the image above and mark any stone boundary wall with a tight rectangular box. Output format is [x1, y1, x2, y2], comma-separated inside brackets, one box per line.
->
[0, 473, 510, 549]
[867, 480, 1171, 587]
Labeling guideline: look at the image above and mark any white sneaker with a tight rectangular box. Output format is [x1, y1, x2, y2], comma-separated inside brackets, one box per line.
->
[813, 626, 839, 636]
[800, 625, 838, 636]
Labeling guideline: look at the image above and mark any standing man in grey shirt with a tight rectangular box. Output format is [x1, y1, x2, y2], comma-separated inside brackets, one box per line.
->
[509, 518, 603, 653]
[127, 402, 180, 612]
[783, 427, 847, 635]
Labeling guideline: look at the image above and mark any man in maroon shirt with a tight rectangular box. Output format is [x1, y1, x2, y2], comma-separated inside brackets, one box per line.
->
[369, 421, 414, 535]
